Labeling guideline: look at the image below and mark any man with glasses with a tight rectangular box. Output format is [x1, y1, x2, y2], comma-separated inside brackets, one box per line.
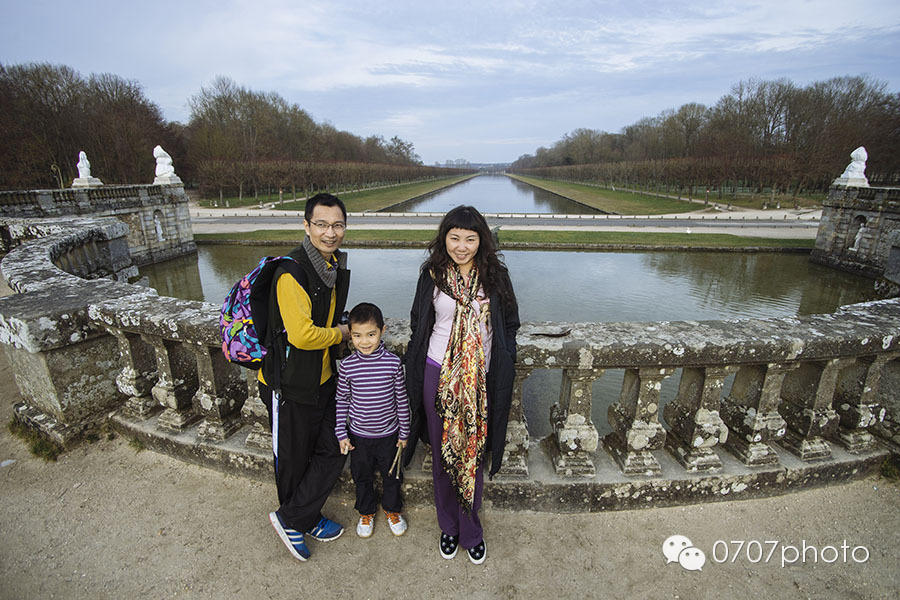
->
[260, 192, 352, 561]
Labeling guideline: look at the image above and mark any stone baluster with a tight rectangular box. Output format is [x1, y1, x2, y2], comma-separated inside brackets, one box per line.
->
[242, 372, 272, 451]
[664, 366, 735, 472]
[605, 367, 674, 476]
[721, 362, 796, 466]
[84, 239, 100, 275]
[191, 344, 245, 441]
[497, 365, 532, 479]
[550, 367, 603, 477]
[830, 353, 896, 452]
[106, 327, 158, 418]
[779, 359, 850, 461]
[54, 251, 72, 274]
[141, 334, 200, 432]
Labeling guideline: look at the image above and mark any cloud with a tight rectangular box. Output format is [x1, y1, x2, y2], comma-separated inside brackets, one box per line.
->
[2, 0, 898, 163]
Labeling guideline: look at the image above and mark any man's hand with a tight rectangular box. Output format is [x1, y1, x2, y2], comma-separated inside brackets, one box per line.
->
[338, 323, 350, 341]
[339, 438, 354, 455]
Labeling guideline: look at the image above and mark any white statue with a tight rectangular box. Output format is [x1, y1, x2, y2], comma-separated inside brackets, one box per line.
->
[76, 151, 91, 178]
[153, 145, 182, 185]
[850, 224, 867, 251]
[833, 146, 869, 187]
[71, 150, 103, 187]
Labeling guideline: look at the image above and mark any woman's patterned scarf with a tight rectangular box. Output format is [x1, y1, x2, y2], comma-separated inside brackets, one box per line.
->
[435, 264, 489, 511]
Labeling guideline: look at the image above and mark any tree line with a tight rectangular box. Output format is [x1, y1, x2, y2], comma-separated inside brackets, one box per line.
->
[0, 63, 451, 194]
[510, 76, 900, 194]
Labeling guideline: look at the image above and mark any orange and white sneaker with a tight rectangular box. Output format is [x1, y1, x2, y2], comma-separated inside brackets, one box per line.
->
[383, 510, 408, 536]
[356, 513, 375, 538]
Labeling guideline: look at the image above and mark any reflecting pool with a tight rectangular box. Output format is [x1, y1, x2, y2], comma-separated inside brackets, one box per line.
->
[381, 174, 601, 214]
[142, 246, 876, 322]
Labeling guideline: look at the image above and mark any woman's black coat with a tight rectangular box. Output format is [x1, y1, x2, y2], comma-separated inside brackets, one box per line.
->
[402, 268, 520, 478]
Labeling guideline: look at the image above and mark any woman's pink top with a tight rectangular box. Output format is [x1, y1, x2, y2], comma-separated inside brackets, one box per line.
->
[427, 286, 492, 371]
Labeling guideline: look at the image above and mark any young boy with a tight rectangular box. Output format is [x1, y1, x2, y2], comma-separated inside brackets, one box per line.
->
[335, 302, 411, 537]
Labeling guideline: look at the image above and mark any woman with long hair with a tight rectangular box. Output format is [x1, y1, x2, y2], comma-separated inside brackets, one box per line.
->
[404, 205, 520, 564]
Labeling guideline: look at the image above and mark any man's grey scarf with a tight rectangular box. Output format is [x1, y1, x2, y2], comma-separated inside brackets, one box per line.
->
[302, 236, 345, 288]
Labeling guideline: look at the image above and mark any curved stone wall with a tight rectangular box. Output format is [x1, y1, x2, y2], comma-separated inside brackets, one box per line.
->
[0, 184, 195, 265]
[1, 218, 898, 511]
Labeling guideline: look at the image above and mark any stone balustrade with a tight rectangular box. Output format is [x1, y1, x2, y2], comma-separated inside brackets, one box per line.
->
[1, 216, 898, 511]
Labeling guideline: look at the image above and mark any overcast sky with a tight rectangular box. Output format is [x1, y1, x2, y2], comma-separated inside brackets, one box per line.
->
[2, 1, 899, 164]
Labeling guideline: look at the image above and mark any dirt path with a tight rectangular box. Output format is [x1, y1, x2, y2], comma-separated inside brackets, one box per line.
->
[1, 356, 898, 599]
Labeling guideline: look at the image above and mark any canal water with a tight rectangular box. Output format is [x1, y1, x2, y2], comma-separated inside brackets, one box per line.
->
[382, 174, 601, 214]
[142, 246, 877, 323]
[143, 245, 877, 439]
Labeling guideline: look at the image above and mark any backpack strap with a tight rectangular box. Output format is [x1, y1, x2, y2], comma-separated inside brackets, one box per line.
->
[265, 259, 308, 398]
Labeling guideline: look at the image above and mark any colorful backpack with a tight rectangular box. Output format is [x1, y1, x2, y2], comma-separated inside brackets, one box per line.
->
[219, 256, 298, 369]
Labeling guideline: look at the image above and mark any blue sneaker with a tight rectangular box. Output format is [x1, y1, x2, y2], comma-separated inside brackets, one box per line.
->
[269, 511, 310, 561]
[306, 516, 344, 542]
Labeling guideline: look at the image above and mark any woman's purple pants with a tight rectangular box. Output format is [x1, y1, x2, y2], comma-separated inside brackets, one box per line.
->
[423, 357, 484, 549]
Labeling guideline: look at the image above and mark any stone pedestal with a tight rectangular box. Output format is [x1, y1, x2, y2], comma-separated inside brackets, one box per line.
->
[550, 368, 602, 477]
[153, 175, 183, 186]
[143, 335, 200, 432]
[241, 373, 272, 451]
[779, 359, 848, 461]
[497, 367, 531, 479]
[664, 366, 734, 472]
[71, 177, 104, 188]
[192, 344, 245, 442]
[830, 354, 895, 453]
[721, 363, 796, 466]
[107, 328, 159, 419]
[605, 367, 673, 476]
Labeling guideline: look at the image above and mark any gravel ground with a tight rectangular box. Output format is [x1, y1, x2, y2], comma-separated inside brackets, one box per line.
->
[1, 351, 898, 599]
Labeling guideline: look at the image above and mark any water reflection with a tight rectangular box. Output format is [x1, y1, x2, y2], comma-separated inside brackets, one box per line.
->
[139, 252, 205, 302]
[141, 245, 878, 440]
[383, 174, 601, 214]
[141, 247, 877, 322]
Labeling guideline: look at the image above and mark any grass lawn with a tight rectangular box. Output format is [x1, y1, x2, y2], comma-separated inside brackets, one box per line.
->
[194, 229, 813, 249]
[499, 230, 814, 248]
[508, 174, 703, 215]
[257, 175, 476, 212]
[707, 191, 825, 210]
[195, 175, 475, 210]
[510, 174, 825, 211]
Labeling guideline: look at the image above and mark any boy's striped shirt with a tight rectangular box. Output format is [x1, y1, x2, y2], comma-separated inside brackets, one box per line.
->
[335, 343, 410, 441]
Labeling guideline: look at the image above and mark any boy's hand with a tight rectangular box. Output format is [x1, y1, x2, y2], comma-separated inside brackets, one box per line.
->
[397, 439, 407, 449]
[339, 439, 354, 455]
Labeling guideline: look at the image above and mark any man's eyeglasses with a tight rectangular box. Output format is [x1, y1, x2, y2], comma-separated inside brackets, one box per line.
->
[309, 221, 346, 233]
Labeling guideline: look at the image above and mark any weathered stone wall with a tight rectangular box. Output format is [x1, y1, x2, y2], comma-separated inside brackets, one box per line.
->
[0, 185, 195, 265]
[0, 217, 158, 441]
[811, 185, 900, 279]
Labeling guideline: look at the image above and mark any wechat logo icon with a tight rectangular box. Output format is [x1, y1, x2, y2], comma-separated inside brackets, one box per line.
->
[663, 535, 706, 571]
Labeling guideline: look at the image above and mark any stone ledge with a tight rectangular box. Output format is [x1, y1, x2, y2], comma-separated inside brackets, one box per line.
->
[109, 410, 888, 513]
[0, 283, 156, 353]
[89, 294, 220, 346]
[14, 401, 90, 446]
